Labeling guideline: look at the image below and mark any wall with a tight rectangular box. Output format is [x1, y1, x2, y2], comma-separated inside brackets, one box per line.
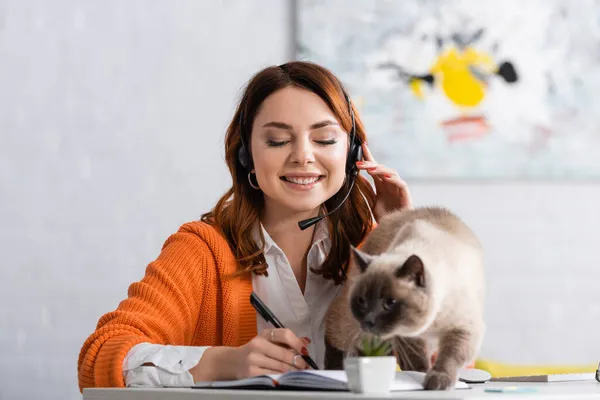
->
[0, 1, 598, 399]
[0, 1, 291, 399]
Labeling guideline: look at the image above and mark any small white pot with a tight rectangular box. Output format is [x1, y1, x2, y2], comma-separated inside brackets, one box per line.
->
[343, 356, 397, 394]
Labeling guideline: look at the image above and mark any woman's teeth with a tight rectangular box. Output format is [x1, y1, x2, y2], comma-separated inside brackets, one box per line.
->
[283, 176, 321, 185]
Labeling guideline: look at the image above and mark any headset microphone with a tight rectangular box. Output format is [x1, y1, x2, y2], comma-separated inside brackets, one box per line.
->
[297, 177, 357, 230]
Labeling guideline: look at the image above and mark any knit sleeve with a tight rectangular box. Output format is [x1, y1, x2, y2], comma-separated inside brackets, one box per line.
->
[77, 228, 216, 391]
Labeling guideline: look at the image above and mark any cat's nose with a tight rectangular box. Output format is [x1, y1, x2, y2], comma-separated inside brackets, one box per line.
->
[361, 314, 377, 331]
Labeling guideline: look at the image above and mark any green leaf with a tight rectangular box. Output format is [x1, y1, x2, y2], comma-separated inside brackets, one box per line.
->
[356, 335, 392, 357]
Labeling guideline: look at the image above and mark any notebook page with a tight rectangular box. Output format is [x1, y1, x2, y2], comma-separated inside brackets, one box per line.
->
[194, 375, 276, 388]
[278, 370, 348, 390]
[283, 370, 348, 382]
[194, 370, 469, 391]
[278, 370, 468, 391]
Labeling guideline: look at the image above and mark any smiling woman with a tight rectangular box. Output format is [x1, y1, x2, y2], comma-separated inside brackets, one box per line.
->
[213, 62, 377, 283]
[77, 61, 413, 392]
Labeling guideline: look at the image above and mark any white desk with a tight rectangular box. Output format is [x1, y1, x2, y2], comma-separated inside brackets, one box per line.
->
[84, 381, 600, 400]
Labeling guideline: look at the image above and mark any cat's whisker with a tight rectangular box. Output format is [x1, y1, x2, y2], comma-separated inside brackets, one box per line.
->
[394, 337, 415, 371]
[401, 337, 421, 358]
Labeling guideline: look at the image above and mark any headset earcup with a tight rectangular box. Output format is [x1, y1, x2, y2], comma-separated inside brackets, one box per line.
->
[346, 142, 362, 175]
[238, 145, 249, 169]
[355, 144, 363, 164]
[347, 141, 363, 176]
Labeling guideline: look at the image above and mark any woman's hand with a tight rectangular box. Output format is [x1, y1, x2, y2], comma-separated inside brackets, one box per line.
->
[231, 328, 311, 378]
[191, 328, 311, 381]
[356, 143, 413, 222]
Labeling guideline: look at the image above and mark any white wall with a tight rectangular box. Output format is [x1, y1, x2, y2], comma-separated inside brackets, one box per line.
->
[0, 1, 598, 400]
[0, 1, 291, 399]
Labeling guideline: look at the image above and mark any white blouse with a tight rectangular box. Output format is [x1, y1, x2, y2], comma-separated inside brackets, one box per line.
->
[121, 220, 341, 387]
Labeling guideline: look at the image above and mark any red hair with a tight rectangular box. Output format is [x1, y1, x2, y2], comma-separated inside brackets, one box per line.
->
[201, 61, 375, 284]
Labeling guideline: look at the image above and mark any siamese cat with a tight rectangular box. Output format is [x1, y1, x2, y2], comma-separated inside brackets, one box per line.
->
[324, 206, 485, 390]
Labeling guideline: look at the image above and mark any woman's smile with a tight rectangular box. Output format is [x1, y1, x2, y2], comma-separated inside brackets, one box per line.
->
[280, 173, 326, 191]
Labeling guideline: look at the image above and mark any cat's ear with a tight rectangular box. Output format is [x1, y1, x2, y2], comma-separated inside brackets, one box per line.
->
[351, 245, 375, 273]
[395, 255, 425, 287]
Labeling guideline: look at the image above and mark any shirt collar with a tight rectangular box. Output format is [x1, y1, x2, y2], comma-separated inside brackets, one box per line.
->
[252, 218, 331, 255]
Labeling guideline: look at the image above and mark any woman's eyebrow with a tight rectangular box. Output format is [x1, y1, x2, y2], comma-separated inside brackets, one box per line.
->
[310, 120, 339, 130]
[262, 121, 294, 131]
[262, 120, 339, 131]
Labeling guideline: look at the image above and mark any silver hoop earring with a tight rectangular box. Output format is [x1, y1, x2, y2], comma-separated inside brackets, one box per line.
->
[248, 171, 260, 190]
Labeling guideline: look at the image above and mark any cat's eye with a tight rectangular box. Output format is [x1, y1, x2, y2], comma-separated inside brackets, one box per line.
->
[355, 296, 366, 308]
[383, 298, 397, 311]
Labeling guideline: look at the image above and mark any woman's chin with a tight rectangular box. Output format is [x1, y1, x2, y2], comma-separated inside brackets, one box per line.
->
[284, 202, 324, 216]
[263, 186, 342, 218]
[278, 195, 329, 214]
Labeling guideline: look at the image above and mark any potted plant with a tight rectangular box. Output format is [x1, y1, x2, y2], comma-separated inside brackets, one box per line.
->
[343, 335, 397, 394]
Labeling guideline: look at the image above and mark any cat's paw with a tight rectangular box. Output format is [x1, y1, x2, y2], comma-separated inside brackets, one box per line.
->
[423, 370, 454, 390]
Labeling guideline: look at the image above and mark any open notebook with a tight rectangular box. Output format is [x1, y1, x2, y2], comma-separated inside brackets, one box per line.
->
[191, 370, 470, 392]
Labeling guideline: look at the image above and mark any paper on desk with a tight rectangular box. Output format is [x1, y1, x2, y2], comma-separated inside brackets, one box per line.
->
[271, 370, 469, 391]
[397, 371, 470, 390]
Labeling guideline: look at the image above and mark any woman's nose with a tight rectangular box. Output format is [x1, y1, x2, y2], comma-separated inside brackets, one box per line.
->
[290, 141, 315, 165]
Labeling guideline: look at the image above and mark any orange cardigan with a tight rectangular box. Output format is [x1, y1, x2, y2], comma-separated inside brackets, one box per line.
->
[77, 221, 257, 391]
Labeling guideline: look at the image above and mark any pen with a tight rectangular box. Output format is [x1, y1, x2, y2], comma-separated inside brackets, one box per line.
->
[250, 291, 320, 370]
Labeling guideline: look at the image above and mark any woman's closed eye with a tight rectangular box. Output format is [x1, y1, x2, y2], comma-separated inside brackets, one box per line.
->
[266, 139, 338, 147]
[266, 140, 290, 147]
[314, 139, 338, 145]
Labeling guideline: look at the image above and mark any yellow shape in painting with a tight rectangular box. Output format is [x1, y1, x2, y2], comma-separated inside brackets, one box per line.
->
[409, 78, 425, 100]
[429, 47, 496, 108]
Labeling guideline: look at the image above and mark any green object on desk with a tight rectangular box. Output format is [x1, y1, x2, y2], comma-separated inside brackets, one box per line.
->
[355, 335, 393, 357]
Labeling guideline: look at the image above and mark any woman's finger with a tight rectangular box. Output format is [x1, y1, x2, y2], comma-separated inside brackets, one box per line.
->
[361, 142, 377, 163]
[258, 330, 310, 369]
[357, 161, 398, 178]
[260, 341, 309, 370]
[384, 175, 411, 198]
[266, 344, 309, 370]
[248, 350, 299, 373]
[263, 328, 308, 357]
[357, 162, 409, 191]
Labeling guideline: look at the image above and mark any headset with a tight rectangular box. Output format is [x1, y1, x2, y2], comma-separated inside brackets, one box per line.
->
[237, 71, 363, 230]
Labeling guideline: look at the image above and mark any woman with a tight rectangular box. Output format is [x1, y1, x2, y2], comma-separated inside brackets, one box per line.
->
[77, 61, 412, 390]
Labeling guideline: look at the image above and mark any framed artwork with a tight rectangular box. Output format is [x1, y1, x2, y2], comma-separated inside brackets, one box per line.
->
[296, 0, 600, 180]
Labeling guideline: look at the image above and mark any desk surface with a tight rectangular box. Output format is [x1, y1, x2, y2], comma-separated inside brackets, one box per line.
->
[84, 381, 600, 400]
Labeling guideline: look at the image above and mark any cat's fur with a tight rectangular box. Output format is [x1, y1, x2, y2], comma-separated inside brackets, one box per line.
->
[324, 206, 485, 390]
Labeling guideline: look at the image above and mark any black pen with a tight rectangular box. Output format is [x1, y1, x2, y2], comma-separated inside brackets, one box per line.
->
[250, 291, 320, 370]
